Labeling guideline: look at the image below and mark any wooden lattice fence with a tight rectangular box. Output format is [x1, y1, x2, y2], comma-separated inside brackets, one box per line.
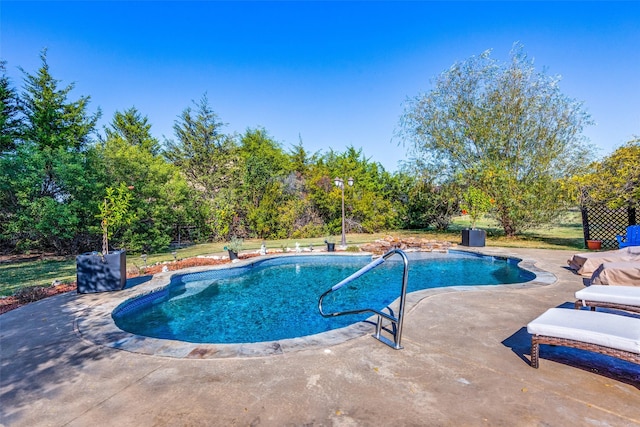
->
[580, 205, 637, 249]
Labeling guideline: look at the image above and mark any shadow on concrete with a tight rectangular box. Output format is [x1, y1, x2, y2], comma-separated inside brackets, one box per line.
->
[501, 327, 533, 366]
[124, 275, 152, 289]
[0, 293, 119, 423]
[562, 266, 596, 288]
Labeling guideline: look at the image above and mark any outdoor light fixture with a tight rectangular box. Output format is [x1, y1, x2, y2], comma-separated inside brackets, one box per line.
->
[334, 177, 354, 246]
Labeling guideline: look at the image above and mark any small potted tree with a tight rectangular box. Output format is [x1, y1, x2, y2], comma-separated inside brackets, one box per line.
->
[77, 183, 133, 293]
[224, 236, 243, 261]
[324, 237, 336, 252]
[460, 186, 493, 247]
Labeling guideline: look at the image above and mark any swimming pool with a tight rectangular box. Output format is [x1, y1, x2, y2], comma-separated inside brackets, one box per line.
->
[112, 251, 535, 344]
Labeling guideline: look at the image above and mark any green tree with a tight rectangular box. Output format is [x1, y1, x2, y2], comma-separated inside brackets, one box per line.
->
[98, 108, 195, 252]
[394, 164, 460, 231]
[278, 140, 326, 238]
[240, 128, 289, 205]
[0, 51, 101, 253]
[289, 138, 312, 176]
[104, 106, 161, 155]
[459, 186, 494, 229]
[21, 51, 99, 151]
[0, 61, 24, 250]
[308, 147, 398, 235]
[164, 94, 242, 240]
[399, 44, 594, 236]
[574, 138, 640, 209]
[238, 128, 292, 238]
[98, 183, 134, 254]
[164, 94, 240, 198]
[0, 60, 22, 153]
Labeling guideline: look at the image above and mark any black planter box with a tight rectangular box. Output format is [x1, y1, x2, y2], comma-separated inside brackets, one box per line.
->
[461, 229, 486, 247]
[228, 250, 239, 260]
[326, 243, 335, 252]
[76, 250, 127, 293]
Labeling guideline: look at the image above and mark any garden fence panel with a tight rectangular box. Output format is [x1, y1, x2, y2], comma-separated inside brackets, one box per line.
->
[580, 205, 637, 249]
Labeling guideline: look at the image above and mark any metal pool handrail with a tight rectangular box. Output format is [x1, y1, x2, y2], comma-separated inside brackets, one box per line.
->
[318, 249, 409, 350]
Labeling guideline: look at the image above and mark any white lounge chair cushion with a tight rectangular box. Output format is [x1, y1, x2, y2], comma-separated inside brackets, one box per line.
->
[527, 308, 640, 354]
[575, 285, 640, 306]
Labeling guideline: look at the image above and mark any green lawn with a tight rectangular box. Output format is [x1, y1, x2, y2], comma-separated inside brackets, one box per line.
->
[0, 213, 585, 297]
[0, 260, 78, 296]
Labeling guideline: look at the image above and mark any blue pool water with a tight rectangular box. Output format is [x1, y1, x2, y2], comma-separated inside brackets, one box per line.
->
[113, 251, 535, 344]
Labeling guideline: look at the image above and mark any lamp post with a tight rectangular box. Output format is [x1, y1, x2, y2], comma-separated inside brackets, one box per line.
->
[334, 177, 354, 246]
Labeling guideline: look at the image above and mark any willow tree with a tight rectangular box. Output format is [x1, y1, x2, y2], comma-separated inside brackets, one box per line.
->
[399, 44, 594, 236]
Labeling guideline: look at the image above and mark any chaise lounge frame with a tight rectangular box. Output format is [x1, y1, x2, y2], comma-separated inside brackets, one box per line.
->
[530, 335, 640, 369]
[574, 299, 640, 314]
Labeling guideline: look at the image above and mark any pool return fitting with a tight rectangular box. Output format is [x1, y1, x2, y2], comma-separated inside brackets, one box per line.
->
[318, 249, 409, 350]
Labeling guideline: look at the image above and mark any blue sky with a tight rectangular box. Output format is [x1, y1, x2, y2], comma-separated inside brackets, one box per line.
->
[2, 1, 639, 171]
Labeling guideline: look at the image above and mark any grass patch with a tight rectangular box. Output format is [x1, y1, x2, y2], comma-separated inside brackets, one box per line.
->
[0, 259, 77, 297]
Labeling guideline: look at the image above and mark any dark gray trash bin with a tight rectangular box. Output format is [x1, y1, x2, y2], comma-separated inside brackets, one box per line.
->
[461, 229, 486, 247]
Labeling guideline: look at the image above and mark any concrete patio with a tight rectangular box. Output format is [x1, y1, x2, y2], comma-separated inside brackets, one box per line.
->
[1, 247, 638, 426]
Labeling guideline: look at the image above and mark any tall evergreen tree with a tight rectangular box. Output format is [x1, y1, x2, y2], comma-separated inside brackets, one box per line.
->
[0, 50, 101, 253]
[0, 60, 22, 153]
[0, 61, 24, 250]
[164, 94, 240, 199]
[164, 94, 243, 240]
[104, 106, 161, 155]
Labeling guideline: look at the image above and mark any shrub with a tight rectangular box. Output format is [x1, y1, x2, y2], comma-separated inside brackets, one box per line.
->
[14, 286, 49, 304]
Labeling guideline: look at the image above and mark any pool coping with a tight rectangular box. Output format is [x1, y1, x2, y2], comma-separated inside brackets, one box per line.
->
[74, 249, 556, 359]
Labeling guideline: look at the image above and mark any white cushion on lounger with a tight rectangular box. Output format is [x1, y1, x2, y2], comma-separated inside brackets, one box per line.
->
[575, 285, 640, 307]
[527, 308, 640, 354]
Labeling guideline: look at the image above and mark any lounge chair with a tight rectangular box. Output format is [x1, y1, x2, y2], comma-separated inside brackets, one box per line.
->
[575, 285, 640, 313]
[567, 246, 640, 276]
[527, 308, 640, 368]
[589, 261, 640, 286]
[617, 225, 640, 248]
